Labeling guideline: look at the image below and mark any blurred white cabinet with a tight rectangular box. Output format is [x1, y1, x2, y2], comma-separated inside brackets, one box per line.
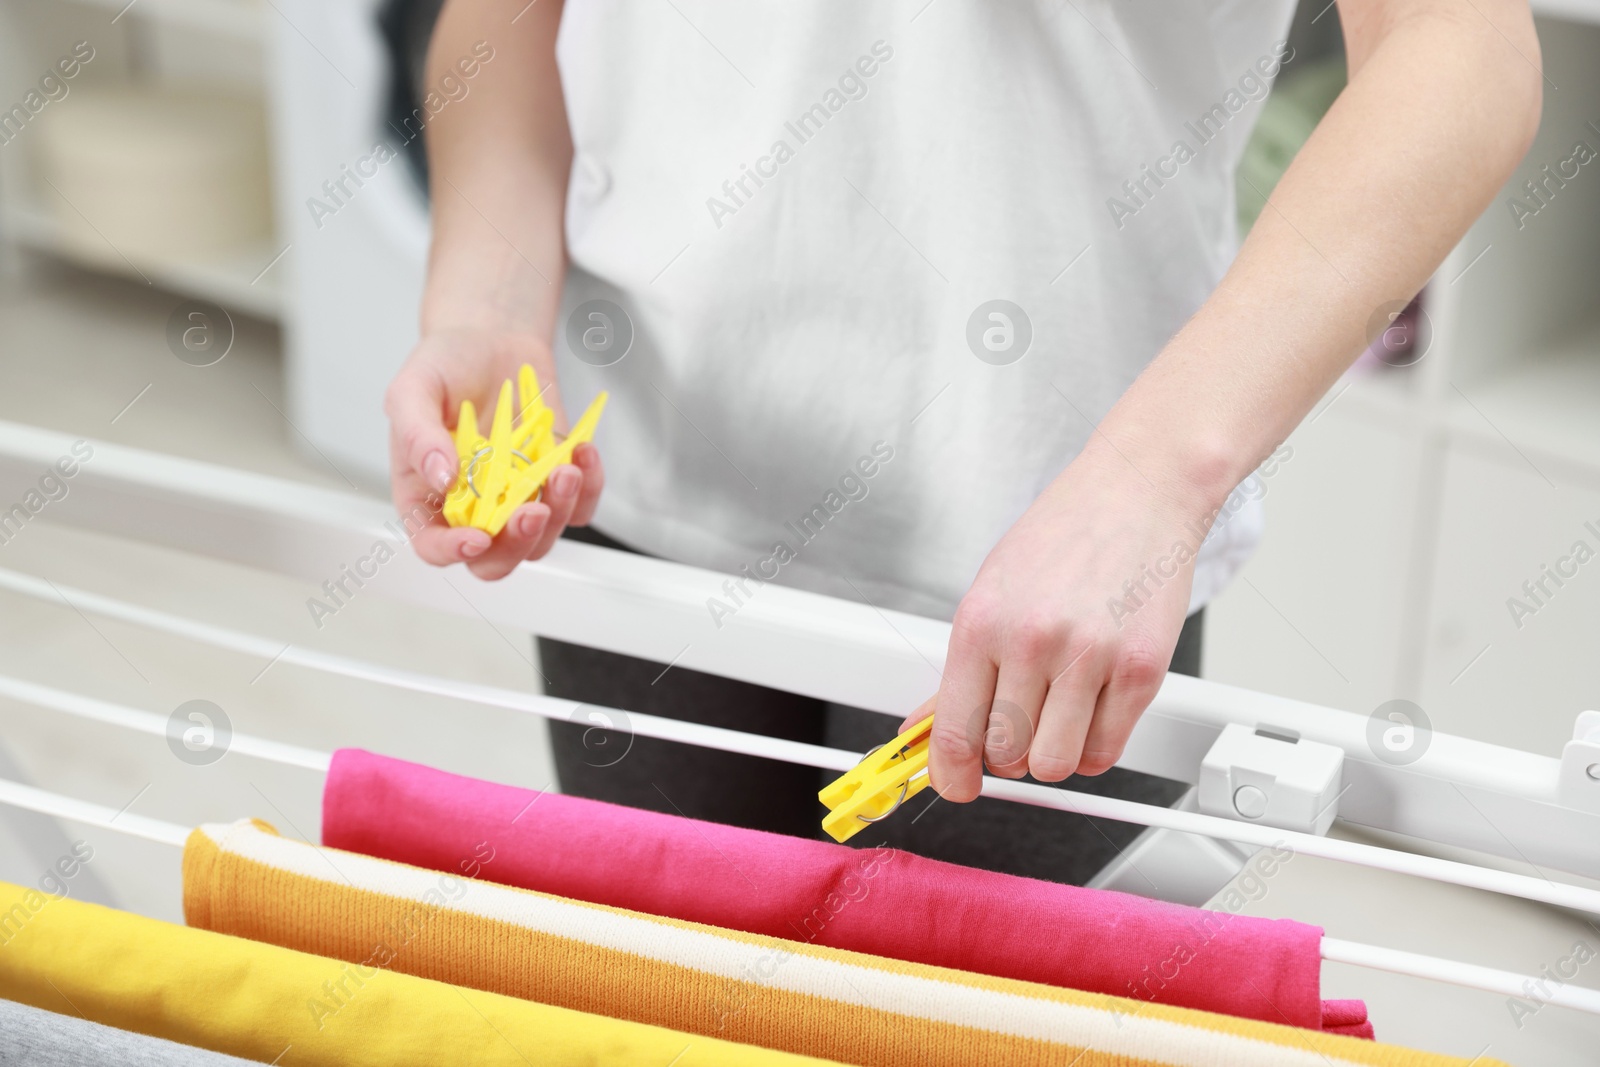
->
[0, 0, 285, 318]
[1209, 11, 1600, 760]
[266, 0, 429, 488]
[0, 0, 429, 487]
[1419, 452, 1600, 755]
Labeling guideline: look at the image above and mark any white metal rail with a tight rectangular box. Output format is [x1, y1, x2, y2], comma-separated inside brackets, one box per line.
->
[3, 421, 1600, 1026]
[1, 676, 1599, 1018]
[0, 421, 1595, 879]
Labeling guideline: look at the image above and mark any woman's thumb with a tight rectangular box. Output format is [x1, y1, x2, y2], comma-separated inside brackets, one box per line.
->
[386, 370, 460, 494]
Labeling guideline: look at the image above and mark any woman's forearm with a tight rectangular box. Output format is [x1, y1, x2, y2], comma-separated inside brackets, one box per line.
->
[1090, 0, 1543, 512]
[420, 0, 571, 340]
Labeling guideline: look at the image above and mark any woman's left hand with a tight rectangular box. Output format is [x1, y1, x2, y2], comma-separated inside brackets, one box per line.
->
[902, 437, 1219, 801]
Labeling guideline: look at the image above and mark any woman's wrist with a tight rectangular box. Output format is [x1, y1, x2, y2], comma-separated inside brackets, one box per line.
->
[420, 235, 561, 339]
[1079, 323, 1291, 521]
[1056, 404, 1249, 527]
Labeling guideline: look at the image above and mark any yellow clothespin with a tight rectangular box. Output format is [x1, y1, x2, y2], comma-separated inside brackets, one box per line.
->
[440, 363, 608, 535]
[480, 380, 517, 508]
[482, 391, 608, 535]
[442, 399, 487, 527]
[818, 717, 933, 843]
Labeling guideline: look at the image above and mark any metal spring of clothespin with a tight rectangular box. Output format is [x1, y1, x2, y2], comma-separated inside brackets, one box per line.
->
[818, 716, 934, 843]
[442, 364, 608, 535]
[464, 448, 533, 498]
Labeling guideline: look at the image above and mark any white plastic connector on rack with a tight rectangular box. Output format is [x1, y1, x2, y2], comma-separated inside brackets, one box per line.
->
[1558, 710, 1600, 815]
[1198, 723, 1344, 835]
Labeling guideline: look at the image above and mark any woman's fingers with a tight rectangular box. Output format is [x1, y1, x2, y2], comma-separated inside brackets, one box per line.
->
[927, 568, 1154, 792]
[382, 337, 602, 581]
[411, 523, 491, 567]
[462, 464, 583, 580]
[984, 667, 1046, 778]
[898, 441, 1203, 801]
[927, 602, 1000, 803]
[568, 443, 605, 527]
[466, 502, 551, 580]
[384, 362, 471, 568]
[446, 463, 591, 577]
[1028, 651, 1107, 783]
[527, 464, 581, 559]
[1078, 638, 1169, 775]
[384, 366, 459, 495]
[898, 694, 937, 733]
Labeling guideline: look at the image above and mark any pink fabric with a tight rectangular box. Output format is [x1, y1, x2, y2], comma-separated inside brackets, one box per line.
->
[322, 748, 1367, 1036]
[1322, 999, 1377, 1040]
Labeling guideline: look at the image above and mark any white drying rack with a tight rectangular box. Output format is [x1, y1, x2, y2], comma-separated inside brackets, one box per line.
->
[0, 420, 1597, 1024]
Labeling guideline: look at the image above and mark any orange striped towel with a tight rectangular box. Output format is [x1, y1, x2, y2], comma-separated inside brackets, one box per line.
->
[184, 819, 1503, 1067]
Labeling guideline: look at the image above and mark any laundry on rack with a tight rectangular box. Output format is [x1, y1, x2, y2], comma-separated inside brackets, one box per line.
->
[321, 747, 1371, 1037]
[1324, 1000, 1379, 1038]
[0, 997, 260, 1067]
[0, 881, 838, 1067]
[186, 818, 1486, 1067]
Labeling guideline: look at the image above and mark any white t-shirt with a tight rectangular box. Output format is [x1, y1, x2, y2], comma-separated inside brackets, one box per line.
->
[553, 0, 1292, 620]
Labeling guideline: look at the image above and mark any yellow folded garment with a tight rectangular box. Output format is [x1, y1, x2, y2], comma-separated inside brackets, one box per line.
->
[0, 878, 841, 1067]
[182, 819, 1504, 1067]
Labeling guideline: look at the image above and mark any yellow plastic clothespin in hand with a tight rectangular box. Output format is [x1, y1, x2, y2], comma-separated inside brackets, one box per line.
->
[439, 363, 608, 535]
[818, 716, 934, 843]
[481, 391, 608, 536]
[441, 398, 488, 528]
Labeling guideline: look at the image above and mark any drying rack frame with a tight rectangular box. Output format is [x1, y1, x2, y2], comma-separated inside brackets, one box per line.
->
[1, 419, 1595, 878]
[1, 419, 1599, 1024]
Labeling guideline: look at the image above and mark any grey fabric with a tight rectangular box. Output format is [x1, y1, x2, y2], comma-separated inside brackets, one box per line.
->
[543, 523, 1199, 885]
[0, 998, 261, 1066]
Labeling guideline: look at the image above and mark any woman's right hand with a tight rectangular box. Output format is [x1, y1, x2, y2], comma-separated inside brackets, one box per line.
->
[383, 331, 604, 581]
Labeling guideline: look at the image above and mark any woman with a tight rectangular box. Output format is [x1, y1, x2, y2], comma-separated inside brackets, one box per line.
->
[385, 0, 1540, 881]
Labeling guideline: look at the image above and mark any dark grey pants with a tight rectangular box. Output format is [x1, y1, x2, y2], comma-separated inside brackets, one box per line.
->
[542, 526, 1198, 886]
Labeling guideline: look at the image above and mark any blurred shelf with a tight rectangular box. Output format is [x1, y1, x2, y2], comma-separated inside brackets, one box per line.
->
[64, 0, 266, 41]
[1329, 364, 1422, 434]
[1316, 320, 1600, 484]
[4, 203, 283, 320]
[1533, 0, 1600, 25]
[1446, 314, 1600, 477]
